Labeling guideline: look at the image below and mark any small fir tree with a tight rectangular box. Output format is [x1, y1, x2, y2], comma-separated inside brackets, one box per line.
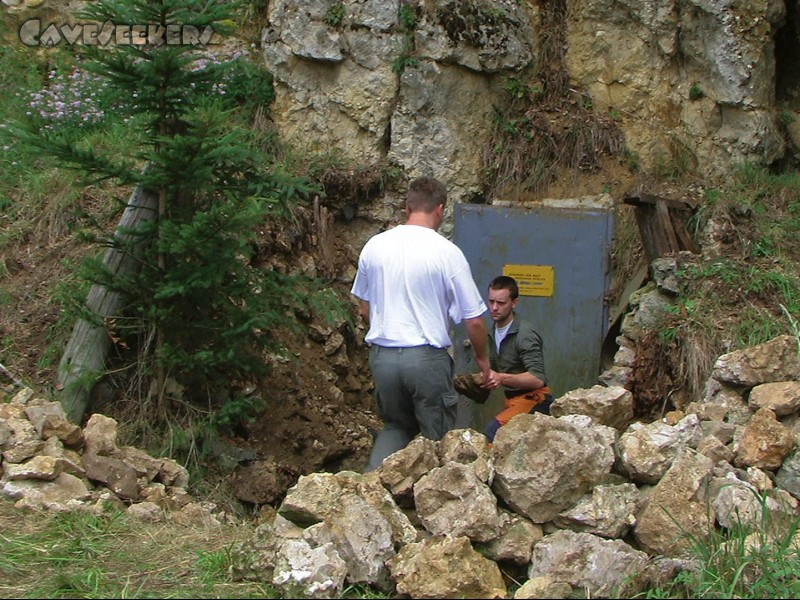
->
[18, 0, 324, 422]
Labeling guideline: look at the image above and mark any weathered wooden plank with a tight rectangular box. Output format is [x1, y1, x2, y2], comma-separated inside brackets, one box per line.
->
[669, 208, 701, 254]
[608, 258, 649, 330]
[57, 185, 157, 423]
[656, 200, 681, 254]
[631, 202, 669, 262]
[624, 194, 700, 261]
[626, 192, 697, 211]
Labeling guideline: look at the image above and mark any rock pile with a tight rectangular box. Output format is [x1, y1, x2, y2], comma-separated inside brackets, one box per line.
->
[4, 331, 800, 598]
[228, 334, 800, 599]
[0, 388, 222, 526]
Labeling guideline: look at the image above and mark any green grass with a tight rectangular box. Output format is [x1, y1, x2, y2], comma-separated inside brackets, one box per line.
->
[36, 262, 92, 372]
[0, 498, 277, 599]
[0, 33, 141, 253]
[0, 496, 397, 599]
[654, 163, 800, 384]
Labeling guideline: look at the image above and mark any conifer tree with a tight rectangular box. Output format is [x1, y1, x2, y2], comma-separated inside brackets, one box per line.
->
[21, 0, 324, 423]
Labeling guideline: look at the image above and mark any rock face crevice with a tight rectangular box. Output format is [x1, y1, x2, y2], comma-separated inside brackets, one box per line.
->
[776, 0, 800, 101]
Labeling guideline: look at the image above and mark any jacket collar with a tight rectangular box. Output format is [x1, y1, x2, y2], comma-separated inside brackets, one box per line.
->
[491, 314, 519, 338]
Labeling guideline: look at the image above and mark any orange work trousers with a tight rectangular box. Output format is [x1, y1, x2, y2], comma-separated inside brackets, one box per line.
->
[495, 387, 552, 427]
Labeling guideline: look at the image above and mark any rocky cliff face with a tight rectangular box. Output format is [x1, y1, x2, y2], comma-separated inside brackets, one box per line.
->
[262, 0, 799, 205]
[567, 0, 789, 171]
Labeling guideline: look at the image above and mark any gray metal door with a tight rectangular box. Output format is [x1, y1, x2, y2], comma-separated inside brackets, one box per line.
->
[453, 197, 615, 430]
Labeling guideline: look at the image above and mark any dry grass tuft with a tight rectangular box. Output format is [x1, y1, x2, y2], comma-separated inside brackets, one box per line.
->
[479, 0, 629, 202]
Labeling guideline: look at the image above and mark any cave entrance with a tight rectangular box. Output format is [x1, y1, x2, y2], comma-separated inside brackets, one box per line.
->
[776, 0, 800, 105]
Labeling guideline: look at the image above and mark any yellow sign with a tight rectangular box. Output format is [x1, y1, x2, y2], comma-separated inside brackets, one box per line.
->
[502, 264, 555, 297]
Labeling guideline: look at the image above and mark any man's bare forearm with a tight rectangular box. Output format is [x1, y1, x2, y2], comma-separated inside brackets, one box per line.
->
[498, 371, 544, 390]
[464, 316, 490, 376]
[358, 299, 370, 324]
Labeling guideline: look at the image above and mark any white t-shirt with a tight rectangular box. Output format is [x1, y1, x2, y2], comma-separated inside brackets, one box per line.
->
[351, 224, 486, 348]
[494, 320, 513, 352]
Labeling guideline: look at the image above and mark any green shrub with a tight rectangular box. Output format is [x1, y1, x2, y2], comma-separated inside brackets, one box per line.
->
[324, 1, 346, 27]
[398, 1, 417, 30]
[689, 84, 705, 100]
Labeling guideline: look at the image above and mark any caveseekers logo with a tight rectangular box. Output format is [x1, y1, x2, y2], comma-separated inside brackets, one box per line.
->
[19, 19, 218, 47]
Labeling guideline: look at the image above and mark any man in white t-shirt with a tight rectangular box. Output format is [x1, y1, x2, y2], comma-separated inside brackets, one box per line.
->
[351, 176, 491, 472]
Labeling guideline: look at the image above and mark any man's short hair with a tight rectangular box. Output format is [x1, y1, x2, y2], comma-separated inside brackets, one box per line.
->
[406, 177, 447, 213]
[489, 275, 519, 300]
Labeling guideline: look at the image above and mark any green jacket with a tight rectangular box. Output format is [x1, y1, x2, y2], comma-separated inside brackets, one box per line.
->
[489, 316, 547, 398]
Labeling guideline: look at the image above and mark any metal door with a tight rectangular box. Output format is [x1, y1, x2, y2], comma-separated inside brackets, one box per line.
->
[452, 197, 615, 430]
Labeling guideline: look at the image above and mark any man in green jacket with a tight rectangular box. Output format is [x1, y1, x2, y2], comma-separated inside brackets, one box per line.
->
[480, 275, 552, 442]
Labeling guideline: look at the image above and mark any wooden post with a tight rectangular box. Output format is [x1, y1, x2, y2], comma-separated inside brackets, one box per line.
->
[56, 185, 157, 423]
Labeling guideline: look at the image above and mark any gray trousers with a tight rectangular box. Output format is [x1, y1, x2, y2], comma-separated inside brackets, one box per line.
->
[364, 344, 457, 472]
